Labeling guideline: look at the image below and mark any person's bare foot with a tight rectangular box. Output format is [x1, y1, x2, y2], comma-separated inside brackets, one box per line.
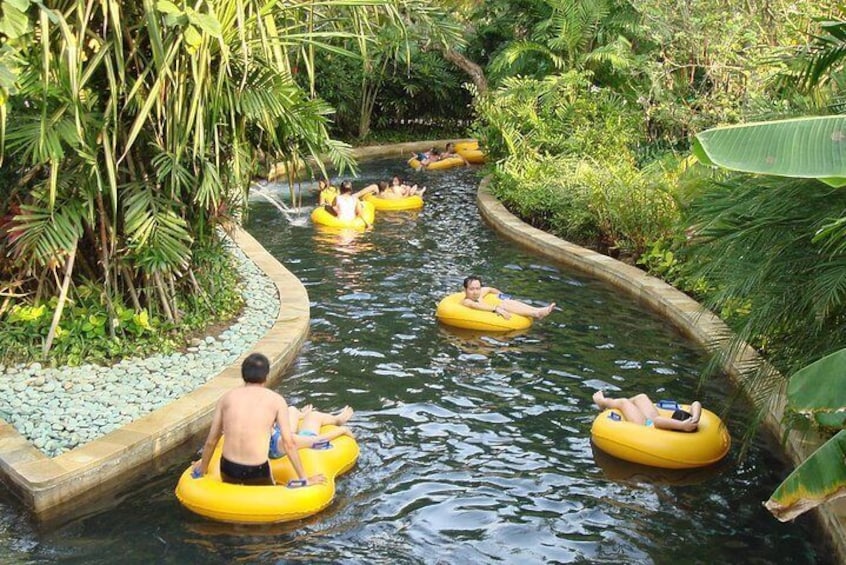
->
[536, 302, 556, 319]
[334, 405, 354, 425]
[593, 390, 607, 408]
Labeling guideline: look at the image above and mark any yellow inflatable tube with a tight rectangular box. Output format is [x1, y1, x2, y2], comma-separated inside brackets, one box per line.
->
[311, 201, 375, 230]
[407, 156, 466, 171]
[363, 193, 424, 211]
[458, 148, 486, 164]
[435, 292, 533, 332]
[175, 425, 359, 524]
[453, 140, 478, 152]
[591, 403, 730, 469]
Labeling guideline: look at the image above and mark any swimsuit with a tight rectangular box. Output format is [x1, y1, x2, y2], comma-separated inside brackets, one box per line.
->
[335, 195, 358, 221]
[299, 430, 318, 437]
[220, 456, 274, 486]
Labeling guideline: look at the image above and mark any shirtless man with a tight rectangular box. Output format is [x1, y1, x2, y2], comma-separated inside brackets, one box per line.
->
[461, 275, 555, 320]
[592, 391, 702, 432]
[192, 352, 326, 487]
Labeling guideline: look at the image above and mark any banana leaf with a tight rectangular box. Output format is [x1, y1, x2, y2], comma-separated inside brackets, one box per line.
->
[765, 430, 846, 521]
[692, 116, 846, 188]
[787, 348, 846, 428]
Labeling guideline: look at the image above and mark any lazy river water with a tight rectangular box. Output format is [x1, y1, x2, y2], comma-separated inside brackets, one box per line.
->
[0, 159, 831, 563]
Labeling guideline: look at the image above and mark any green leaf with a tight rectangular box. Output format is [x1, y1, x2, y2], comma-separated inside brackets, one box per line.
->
[156, 0, 181, 15]
[787, 348, 846, 428]
[6, 0, 31, 10]
[765, 430, 846, 521]
[693, 116, 846, 187]
[184, 25, 202, 48]
[0, 3, 31, 39]
[188, 11, 221, 38]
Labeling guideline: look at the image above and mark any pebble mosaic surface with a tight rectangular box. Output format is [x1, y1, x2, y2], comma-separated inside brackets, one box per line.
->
[0, 240, 280, 457]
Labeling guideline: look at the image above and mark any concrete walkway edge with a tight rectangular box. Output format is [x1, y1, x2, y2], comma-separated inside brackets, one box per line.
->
[477, 177, 846, 559]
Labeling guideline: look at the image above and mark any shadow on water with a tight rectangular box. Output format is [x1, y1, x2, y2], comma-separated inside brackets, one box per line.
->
[0, 158, 832, 563]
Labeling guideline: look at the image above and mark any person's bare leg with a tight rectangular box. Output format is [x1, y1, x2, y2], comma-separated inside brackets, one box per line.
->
[631, 393, 660, 420]
[500, 299, 556, 319]
[300, 406, 354, 434]
[288, 406, 302, 433]
[593, 391, 647, 425]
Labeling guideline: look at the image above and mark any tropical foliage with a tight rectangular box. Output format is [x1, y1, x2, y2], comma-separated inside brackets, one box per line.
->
[309, 1, 469, 140]
[681, 116, 846, 520]
[766, 352, 846, 522]
[0, 0, 404, 363]
[475, 70, 681, 258]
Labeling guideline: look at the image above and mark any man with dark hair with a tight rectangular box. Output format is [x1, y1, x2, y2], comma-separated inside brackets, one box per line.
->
[192, 352, 326, 487]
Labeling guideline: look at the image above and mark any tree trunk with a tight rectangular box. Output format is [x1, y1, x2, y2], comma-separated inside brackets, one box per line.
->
[442, 48, 488, 94]
[43, 240, 78, 356]
[153, 271, 175, 324]
[358, 82, 377, 139]
[122, 265, 142, 311]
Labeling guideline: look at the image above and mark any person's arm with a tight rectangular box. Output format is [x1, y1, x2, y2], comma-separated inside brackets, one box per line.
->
[292, 426, 354, 448]
[461, 296, 510, 318]
[354, 184, 378, 198]
[192, 400, 224, 476]
[276, 398, 326, 485]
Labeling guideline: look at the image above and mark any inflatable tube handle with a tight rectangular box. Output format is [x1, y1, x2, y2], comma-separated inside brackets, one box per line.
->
[191, 468, 203, 479]
[608, 412, 622, 421]
[269, 424, 285, 459]
[287, 479, 308, 489]
[311, 440, 332, 450]
[657, 399, 679, 410]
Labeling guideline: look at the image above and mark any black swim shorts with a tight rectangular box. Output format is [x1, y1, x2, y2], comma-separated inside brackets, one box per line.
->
[219, 456, 274, 486]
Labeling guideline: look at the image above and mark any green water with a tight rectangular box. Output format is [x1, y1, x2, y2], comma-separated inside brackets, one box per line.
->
[0, 159, 829, 563]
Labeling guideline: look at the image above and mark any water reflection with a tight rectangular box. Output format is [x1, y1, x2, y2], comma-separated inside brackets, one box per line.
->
[591, 443, 727, 486]
[312, 226, 375, 251]
[437, 326, 530, 355]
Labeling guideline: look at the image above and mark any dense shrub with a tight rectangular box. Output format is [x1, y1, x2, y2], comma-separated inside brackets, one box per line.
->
[478, 71, 681, 258]
[0, 239, 243, 367]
